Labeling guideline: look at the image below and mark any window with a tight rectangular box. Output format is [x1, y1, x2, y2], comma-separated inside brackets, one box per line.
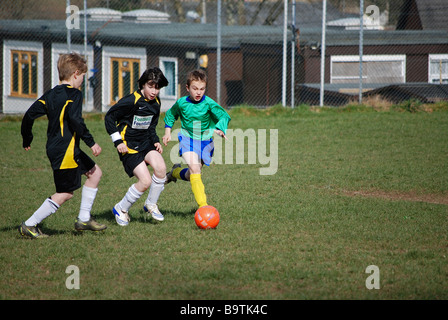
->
[331, 55, 406, 84]
[3, 41, 43, 113]
[11, 50, 38, 98]
[429, 55, 448, 84]
[111, 57, 140, 103]
[159, 57, 178, 99]
[101, 46, 146, 111]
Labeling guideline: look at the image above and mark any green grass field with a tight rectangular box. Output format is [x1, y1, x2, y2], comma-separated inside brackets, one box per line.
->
[1, 103, 447, 300]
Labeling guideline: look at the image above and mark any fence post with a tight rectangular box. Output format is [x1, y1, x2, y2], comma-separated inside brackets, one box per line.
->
[320, 0, 327, 107]
[282, 0, 288, 107]
[359, 0, 364, 104]
[217, 0, 222, 105]
[291, 0, 296, 108]
[66, 0, 71, 53]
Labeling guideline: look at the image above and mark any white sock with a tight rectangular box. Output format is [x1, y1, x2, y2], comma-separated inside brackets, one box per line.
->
[146, 175, 166, 206]
[78, 186, 98, 222]
[118, 184, 143, 212]
[25, 198, 59, 227]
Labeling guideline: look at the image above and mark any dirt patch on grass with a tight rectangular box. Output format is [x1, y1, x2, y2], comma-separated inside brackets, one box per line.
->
[342, 189, 448, 205]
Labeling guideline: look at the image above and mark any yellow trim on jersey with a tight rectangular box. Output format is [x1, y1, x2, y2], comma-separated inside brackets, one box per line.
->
[134, 91, 141, 105]
[59, 100, 73, 137]
[60, 133, 78, 169]
[134, 90, 159, 104]
[39, 99, 47, 111]
[120, 125, 138, 154]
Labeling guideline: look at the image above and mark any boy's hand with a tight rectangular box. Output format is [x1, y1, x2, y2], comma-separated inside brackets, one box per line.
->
[154, 142, 163, 154]
[162, 134, 171, 146]
[91, 143, 102, 157]
[116, 142, 128, 154]
[214, 129, 228, 140]
[162, 127, 172, 146]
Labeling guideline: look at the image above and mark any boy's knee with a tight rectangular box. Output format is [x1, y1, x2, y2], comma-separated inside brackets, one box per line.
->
[153, 167, 167, 180]
[86, 165, 102, 180]
[139, 177, 152, 190]
[149, 159, 166, 178]
[51, 192, 74, 205]
[92, 165, 102, 178]
[65, 192, 74, 201]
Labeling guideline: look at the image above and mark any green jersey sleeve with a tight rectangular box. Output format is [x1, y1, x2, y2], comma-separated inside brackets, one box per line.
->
[164, 100, 180, 128]
[209, 101, 231, 135]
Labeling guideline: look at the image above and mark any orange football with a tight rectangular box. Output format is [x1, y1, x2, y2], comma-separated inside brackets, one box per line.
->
[194, 206, 220, 229]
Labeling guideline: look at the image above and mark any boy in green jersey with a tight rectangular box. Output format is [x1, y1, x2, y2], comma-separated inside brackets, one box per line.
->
[162, 69, 231, 208]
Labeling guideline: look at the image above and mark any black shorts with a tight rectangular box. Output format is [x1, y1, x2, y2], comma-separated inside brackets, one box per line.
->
[119, 145, 156, 178]
[53, 151, 96, 193]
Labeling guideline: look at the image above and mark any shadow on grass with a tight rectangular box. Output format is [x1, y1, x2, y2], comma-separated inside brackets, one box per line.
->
[93, 207, 196, 225]
[4, 223, 93, 239]
[5, 206, 196, 238]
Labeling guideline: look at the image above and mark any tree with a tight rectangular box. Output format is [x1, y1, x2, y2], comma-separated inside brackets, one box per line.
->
[226, 0, 246, 26]
[172, 0, 186, 23]
[263, 0, 283, 26]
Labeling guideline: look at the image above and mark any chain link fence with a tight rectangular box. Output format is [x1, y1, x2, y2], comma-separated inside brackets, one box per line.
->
[1, 0, 447, 114]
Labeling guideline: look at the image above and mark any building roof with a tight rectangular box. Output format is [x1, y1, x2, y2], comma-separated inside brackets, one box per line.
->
[326, 10, 389, 30]
[363, 84, 448, 103]
[79, 8, 122, 22]
[122, 9, 170, 24]
[1, 19, 447, 50]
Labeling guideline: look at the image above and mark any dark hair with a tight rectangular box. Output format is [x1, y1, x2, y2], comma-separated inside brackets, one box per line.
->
[138, 67, 169, 90]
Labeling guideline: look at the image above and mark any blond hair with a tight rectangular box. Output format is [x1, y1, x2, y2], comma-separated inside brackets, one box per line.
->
[57, 52, 87, 81]
[186, 69, 207, 87]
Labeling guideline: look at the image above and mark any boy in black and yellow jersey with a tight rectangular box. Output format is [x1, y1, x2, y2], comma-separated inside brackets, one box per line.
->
[20, 53, 106, 238]
[105, 67, 168, 226]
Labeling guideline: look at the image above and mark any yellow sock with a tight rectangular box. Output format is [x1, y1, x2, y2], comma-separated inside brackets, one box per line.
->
[190, 173, 208, 207]
[172, 167, 182, 180]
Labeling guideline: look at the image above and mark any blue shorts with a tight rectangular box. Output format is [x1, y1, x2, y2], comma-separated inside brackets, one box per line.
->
[178, 132, 214, 166]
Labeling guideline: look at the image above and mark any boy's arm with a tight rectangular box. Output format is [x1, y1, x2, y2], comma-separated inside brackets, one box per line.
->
[21, 98, 47, 149]
[162, 102, 179, 145]
[210, 103, 231, 134]
[163, 101, 179, 128]
[104, 95, 134, 147]
[162, 126, 172, 146]
[67, 91, 95, 148]
[148, 111, 160, 145]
